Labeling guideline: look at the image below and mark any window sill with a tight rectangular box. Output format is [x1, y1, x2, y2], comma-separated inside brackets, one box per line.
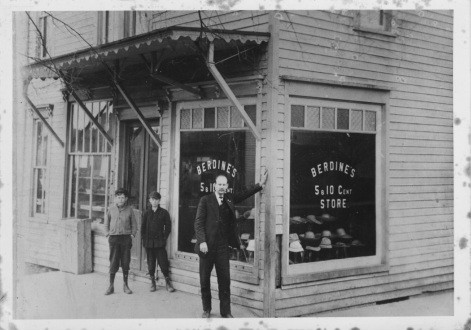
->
[281, 264, 389, 286]
[173, 252, 259, 285]
[353, 27, 397, 38]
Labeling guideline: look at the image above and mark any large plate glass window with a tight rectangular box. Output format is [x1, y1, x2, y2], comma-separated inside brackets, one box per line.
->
[177, 101, 258, 265]
[67, 100, 113, 222]
[289, 98, 382, 273]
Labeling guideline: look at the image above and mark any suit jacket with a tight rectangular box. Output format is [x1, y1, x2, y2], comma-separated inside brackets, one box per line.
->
[194, 184, 262, 256]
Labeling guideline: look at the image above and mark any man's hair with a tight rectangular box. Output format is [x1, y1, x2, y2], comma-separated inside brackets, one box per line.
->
[214, 173, 228, 183]
[115, 188, 128, 197]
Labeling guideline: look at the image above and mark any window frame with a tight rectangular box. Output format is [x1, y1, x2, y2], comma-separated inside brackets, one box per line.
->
[38, 15, 48, 58]
[65, 99, 113, 221]
[173, 98, 262, 283]
[31, 118, 49, 219]
[352, 10, 397, 38]
[97, 11, 110, 45]
[283, 95, 388, 285]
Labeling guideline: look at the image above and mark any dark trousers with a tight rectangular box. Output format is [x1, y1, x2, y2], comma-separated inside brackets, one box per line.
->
[108, 235, 132, 274]
[145, 247, 170, 278]
[199, 239, 231, 315]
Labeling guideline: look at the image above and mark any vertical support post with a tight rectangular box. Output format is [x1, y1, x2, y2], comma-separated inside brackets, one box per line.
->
[263, 13, 279, 317]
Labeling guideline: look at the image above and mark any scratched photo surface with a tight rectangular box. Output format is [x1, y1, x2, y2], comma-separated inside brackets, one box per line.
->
[1, 0, 470, 330]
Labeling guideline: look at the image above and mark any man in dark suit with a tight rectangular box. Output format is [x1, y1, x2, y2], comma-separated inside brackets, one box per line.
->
[194, 170, 267, 318]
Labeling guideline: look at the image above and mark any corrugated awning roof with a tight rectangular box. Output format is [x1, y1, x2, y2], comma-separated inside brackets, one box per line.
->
[25, 26, 270, 79]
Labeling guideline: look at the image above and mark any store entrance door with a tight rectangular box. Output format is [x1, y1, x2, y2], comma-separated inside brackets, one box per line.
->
[123, 120, 160, 272]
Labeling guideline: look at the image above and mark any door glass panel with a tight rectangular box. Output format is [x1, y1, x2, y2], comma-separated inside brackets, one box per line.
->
[126, 126, 143, 210]
[145, 125, 160, 208]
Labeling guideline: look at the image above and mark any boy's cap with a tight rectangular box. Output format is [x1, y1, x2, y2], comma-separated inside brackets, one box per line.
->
[149, 191, 161, 200]
[115, 188, 128, 196]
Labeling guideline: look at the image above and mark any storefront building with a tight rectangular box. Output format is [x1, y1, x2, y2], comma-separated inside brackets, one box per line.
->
[13, 10, 454, 317]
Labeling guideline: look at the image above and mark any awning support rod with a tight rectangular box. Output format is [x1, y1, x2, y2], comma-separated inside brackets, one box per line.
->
[113, 79, 162, 148]
[139, 53, 203, 99]
[23, 85, 65, 148]
[68, 88, 114, 145]
[206, 42, 261, 141]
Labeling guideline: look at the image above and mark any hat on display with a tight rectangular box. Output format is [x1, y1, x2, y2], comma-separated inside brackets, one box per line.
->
[321, 230, 332, 238]
[320, 213, 336, 222]
[351, 239, 365, 246]
[319, 237, 332, 249]
[306, 215, 322, 225]
[305, 231, 315, 239]
[244, 208, 256, 219]
[289, 233, 300, 243]
[289, 240, 304, 252]
[240, 233, 250, 241]
[336, 228, 352, 238]
[246, 239, 255, 252]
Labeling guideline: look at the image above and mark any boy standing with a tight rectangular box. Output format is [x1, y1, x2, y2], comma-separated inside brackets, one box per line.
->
[104, 188, 138, 295]
[141, 191, 175, 292]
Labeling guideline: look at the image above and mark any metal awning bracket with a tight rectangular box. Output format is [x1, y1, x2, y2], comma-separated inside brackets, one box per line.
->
[112, 78, 162, 148]
[68, 87, 114, 146]
[205, 42, 261, 141]
[23, 79, 65, 148]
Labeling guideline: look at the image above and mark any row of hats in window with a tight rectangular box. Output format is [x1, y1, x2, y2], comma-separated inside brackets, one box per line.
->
[288, 229, 365, 253]
[290, 213, 337, 225]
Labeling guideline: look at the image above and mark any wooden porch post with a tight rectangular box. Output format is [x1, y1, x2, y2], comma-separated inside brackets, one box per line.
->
[263, 14, 280, 317]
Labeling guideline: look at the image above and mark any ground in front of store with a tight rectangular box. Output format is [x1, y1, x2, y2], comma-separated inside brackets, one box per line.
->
[14, 264, 453, 319]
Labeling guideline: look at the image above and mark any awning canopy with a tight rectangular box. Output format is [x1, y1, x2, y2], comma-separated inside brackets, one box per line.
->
[25, 26, 270, 80]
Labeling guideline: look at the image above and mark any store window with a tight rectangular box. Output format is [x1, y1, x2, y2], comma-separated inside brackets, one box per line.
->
[38, 15, 48, 58]
[67, 100, 113, 222]
[289, 98, 382, 272]
[355, 10, 393, 32]
[177, 102, 258, 265]
[97, 11, 110, 45]
[32, 119, 48, 215]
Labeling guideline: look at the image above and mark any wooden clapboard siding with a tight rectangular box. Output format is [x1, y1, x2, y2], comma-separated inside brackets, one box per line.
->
[276, 9, 453, 316]
[41, 12, 97, 58]
[16, 78, 68, 270]
[276, 281, 452, 317]
[150, 11, 269, 33]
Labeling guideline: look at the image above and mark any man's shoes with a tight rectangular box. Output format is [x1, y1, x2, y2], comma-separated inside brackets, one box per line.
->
[165, 277, 175, 292]
[150, 276, 157, 292]
[105, 274, 115, 295]
[123, 283, 133, 294]
[221, 313, 234, 318]
[201, 310, 211, 318]
[123, 272, 133, 294]
[104, 284, 114, 295]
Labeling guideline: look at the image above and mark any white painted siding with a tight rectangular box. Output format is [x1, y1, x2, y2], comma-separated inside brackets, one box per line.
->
[276, 10, 453, 316]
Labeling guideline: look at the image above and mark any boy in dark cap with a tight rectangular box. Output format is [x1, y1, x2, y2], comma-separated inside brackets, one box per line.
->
[104, 188, 137, 295]
[141, 191, 175, 292]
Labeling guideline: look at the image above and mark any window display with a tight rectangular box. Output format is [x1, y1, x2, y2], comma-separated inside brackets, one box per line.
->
[178, 104, 257, 264]
[290, 102, 379, 265]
